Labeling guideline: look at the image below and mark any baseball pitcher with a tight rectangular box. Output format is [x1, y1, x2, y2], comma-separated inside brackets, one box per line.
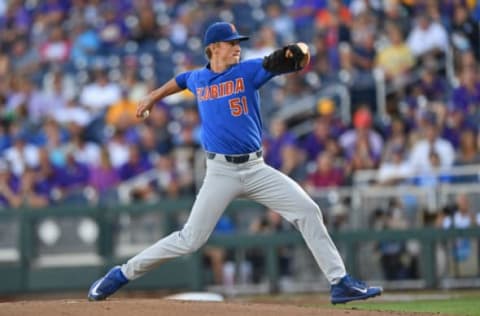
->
[88, 21, 382, 304]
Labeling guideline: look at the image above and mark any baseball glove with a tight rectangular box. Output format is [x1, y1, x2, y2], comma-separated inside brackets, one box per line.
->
[263, 43, 309, 73]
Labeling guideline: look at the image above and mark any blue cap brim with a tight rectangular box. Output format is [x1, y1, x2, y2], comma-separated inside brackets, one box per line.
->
[223, 35, 249, 42]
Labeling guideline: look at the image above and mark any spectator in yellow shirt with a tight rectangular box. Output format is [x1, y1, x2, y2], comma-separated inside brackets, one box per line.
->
[376, 22, 415, 92]
[105, 90, 140, 129]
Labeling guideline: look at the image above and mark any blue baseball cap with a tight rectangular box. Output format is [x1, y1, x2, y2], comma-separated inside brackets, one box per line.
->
[203, 22, 249, 46]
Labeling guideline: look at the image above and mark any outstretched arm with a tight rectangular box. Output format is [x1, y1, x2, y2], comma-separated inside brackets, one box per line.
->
[136, 78, 183, 118]
[262, 42, 310, 74]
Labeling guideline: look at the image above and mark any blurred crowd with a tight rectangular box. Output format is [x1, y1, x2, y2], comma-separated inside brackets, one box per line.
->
[1, 0, 480, 211]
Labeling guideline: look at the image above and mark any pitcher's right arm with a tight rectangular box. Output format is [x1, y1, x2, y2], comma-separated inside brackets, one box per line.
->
[136, 78, 183, 118]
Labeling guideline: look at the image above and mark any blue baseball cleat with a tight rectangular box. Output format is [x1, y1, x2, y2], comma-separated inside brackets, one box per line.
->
[330, 274, 382, 304]
[88, 266, 129, 301]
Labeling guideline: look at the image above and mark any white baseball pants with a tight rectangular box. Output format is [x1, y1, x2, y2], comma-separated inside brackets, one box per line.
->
[121, 156, 346, 284]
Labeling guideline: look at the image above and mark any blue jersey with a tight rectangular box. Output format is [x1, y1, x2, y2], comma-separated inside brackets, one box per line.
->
[175, 58, 275, 154]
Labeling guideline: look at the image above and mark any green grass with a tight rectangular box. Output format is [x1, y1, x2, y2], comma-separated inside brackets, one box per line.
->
[338, 296, 480, 316]
[242, 291, 480, 315]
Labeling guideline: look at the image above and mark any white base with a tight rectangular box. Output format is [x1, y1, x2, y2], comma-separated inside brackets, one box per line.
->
[164, 292, 224, 302]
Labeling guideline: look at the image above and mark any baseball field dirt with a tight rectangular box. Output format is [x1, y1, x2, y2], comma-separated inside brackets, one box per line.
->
[0, 298, 448, 316]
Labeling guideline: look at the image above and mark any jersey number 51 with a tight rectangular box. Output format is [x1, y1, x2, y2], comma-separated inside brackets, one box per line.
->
[229, 96, 248, 117]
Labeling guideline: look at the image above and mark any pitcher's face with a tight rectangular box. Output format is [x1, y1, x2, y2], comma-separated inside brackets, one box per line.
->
[214, 40, 241, 66]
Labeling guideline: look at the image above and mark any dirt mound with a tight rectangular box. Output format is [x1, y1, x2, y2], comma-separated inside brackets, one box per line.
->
[0, 298, 442, 316]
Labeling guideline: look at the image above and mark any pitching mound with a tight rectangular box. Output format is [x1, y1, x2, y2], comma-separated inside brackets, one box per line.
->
[0, 298, 443, 316]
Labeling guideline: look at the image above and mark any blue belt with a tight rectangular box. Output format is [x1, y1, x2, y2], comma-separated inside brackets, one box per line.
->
[206, 150, 263, 164]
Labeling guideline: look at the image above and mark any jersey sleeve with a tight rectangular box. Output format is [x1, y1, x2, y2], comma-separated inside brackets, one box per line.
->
[244, 59, 275, 89]
[175, 71, 192, 90]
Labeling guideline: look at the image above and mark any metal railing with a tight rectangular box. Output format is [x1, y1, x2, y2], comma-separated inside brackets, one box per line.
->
[115, 162, 480, 230]
[353, 164, 480, 185]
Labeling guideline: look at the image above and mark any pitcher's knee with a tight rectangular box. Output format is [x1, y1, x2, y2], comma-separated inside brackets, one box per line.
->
[179, 226, 209, 253]
[301, 202, 324, 221]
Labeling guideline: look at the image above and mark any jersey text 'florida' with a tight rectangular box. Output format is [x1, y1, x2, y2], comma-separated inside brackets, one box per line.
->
[196, 78, 245, 101]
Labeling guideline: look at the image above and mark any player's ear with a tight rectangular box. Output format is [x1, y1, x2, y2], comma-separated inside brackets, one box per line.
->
[210, 43, 222, 56]
[205, 46, 213, 59]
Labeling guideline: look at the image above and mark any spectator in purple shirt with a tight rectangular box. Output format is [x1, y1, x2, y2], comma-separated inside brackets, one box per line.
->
[441, 106, 478, 150]
[145, 103, 174, 155]
[417, 66, 449, 102]
[347, 129, 380, 174]
[118, 144, 155, 202]
[382, 117, 409, 163]
[316, 98, 346, 138]
[0, 159, 21, 209]
[102, 0, 133, 17]
[288, 0, 326, 42]
[56, 151, 90, 198]
[19, 167, 50, 208]
[118, 144, 153, 181]
[280, 144, 308, 183]
[89, 147, 119, 192]
[302, 116, 331, 162]
[0, 1, 31, 50]
[36, 0, 69, 27]
[264, 117, 297, 170]
[450, 66, 480, 120]
[97, 6, 129, 56]
[35, 147, 63, 202]
[339, 107, 383, 161]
